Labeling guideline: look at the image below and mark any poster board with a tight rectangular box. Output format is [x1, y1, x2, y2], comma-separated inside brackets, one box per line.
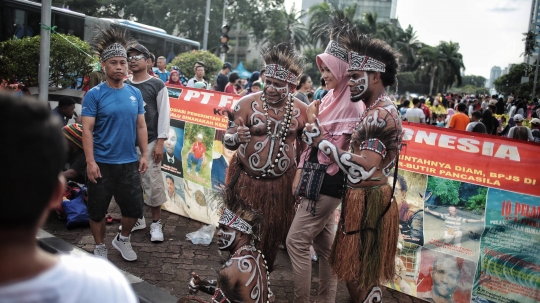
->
[159, 86, 540, 302]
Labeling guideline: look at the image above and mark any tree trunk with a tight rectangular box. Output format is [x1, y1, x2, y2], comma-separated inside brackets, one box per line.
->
[429, 68, 435, 95]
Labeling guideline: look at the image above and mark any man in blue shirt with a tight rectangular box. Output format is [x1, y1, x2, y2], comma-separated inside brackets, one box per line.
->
[155, 56, 170, 82]
[81, 25, 149, 262]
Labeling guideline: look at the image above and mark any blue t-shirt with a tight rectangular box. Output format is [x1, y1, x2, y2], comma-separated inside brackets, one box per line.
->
[81, 82, 145, 164]
[155, 70, 170, 83]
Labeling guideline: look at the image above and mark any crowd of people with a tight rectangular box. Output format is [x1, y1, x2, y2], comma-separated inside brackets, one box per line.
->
[2, 11, 540, 303]
[396, 92, 540, 142]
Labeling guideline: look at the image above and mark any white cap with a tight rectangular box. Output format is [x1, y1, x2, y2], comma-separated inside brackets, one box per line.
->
[513, 114, 524, 122]
[197, 133, 203, 139]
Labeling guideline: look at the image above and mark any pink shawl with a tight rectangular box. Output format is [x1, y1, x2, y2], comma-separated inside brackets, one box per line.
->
[298, 52, 364, 175]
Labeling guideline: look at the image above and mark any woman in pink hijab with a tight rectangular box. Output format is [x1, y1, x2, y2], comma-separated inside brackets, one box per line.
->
[286, 35, 365, 302]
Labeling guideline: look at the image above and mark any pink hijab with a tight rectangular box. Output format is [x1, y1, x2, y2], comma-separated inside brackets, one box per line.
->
[298, 50, 364, 175]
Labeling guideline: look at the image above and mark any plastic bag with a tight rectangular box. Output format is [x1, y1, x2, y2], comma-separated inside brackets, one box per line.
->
[186, 224, 216, 246]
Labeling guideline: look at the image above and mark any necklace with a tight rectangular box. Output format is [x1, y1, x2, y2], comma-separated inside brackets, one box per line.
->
[232, 244, 254, 257]
[259, 93, 294, 177]
[355, 94, 388, 129]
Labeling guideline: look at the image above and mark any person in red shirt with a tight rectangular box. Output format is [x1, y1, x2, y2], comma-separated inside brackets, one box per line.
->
[187, 133, 206, 177]
[165, 70, 183, 88]
[449, 103, 470, 131]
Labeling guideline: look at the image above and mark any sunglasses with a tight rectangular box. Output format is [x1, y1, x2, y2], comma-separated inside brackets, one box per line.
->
[127, 54, 146, 62]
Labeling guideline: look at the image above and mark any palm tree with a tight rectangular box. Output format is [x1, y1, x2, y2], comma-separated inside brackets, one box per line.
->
[307, 3, 358, 48]
[439, 41, 465, 92]
[397, 25, 422, 72]
[417, 45, 443, 95]
[263, 5, 308, 51]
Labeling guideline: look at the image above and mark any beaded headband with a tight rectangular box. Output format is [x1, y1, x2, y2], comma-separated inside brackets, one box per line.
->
[265, 64, 298, 85]
[348, 51, 386, 73]
[218, 208, 253, 235]
[324, 40, 349, 63]
[101, 43, 127, 62]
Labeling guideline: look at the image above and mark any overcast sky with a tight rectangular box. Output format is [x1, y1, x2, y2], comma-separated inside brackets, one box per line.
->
[286, 0, 532, 79]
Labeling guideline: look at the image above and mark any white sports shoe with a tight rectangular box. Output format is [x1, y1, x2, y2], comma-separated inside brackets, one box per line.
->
[119, 216, 146, 232]
[93, 244, 108, 260]
[150, 221, 164, 242]
[112, 234, 137, 261]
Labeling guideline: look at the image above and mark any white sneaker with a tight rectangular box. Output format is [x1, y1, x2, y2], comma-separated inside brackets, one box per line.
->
[93, 244, 108, 260]
[119, 216, 146, 232]
[112, 234, 137, 261]
[150, 221, 164, 242]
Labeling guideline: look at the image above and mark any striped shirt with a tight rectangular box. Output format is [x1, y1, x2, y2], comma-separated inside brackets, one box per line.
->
[441, 214, 464, 231]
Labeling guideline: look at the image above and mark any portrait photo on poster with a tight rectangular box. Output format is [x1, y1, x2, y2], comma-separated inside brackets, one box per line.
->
[181, 123, 215, 189]
[416, 247, 476, 303]
[182, 179, 221, 224]
[390, 169, 428, 246]
[211, 130, 236, 191]
[387, 241, 422, 297]
[423, 176, 487, 261]
[161, 173, 189, 218]
[162, 119, 185, 177]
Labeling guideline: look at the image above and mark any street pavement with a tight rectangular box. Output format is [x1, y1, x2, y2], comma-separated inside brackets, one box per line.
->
[43, 202, 426, 303]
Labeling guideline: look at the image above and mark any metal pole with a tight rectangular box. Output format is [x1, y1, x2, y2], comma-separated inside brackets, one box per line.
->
[38, 0, 52, 103]
[220, 0, 227, 62]
[533, 0, 540, 98]
[203, 0, 211, 50]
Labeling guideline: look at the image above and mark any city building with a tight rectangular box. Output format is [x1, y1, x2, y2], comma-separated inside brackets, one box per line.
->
[224, 24, 261, 73]
[488, 66, 502, 89]
[301, 0, 398, 25]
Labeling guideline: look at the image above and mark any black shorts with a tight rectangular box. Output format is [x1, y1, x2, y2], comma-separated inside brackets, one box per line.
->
[87, 161, 143, 221]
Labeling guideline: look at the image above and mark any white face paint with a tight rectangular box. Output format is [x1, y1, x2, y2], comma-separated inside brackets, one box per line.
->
[263, 79, 289, 104]
[218, 228, 237, 250]
[349, 72, 369, 102]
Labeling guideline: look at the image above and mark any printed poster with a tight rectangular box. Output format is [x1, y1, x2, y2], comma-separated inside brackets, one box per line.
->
[472, 189, 540, 303]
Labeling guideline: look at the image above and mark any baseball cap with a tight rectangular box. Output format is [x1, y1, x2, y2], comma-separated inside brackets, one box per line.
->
[513, 114, 524, 122]
[127, 43, 150, 58]
[223, 62, 232, 70]
[531, 118, 540, 125]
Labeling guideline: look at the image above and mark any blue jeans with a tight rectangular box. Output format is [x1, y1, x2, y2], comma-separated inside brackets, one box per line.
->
[187, 153, 203, 173]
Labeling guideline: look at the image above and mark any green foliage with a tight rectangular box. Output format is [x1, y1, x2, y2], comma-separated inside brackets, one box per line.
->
[302, 47, 323, 88]
[168, 50, 222, 83]
[0, 34, 93, 87]
[182, 123, 215, 189]
[494, 63, 536, 97]
[427, 177, 461, 206]
[466, 187, 487, 212]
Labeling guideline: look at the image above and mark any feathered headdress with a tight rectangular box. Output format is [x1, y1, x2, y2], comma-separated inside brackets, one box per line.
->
[339, 25, 401, 86]
[91, 23, 135, 62]
[260, 43, 306, 85]
[217, 189, 263, 238]
[318, 10, 351, 63]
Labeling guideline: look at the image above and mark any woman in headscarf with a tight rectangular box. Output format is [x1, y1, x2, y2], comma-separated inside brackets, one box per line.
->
[165, 70, 183, 88]
[286, 14, 365, 302]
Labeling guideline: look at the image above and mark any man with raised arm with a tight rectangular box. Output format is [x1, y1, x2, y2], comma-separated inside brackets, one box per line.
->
[222, 43, 308, 272]
[186, 190, 269, 303]
[302, 28, 403, 303]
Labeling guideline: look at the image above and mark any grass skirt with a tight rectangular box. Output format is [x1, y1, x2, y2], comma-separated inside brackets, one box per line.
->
[225, 155, 296, 272]
[330, 184, 399, 288]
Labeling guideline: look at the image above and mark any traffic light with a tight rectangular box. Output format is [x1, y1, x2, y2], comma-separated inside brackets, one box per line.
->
[220, 25, 230, 53]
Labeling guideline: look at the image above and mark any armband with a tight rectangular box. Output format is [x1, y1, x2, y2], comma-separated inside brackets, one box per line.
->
[223, 133, 240, 147]
[359, 138, 387, 159]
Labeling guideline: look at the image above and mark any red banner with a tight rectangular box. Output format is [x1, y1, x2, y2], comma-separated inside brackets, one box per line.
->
[167, 86, 241, 130]
[400, 123, 540, 197]
[166, 86, 540, 197]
